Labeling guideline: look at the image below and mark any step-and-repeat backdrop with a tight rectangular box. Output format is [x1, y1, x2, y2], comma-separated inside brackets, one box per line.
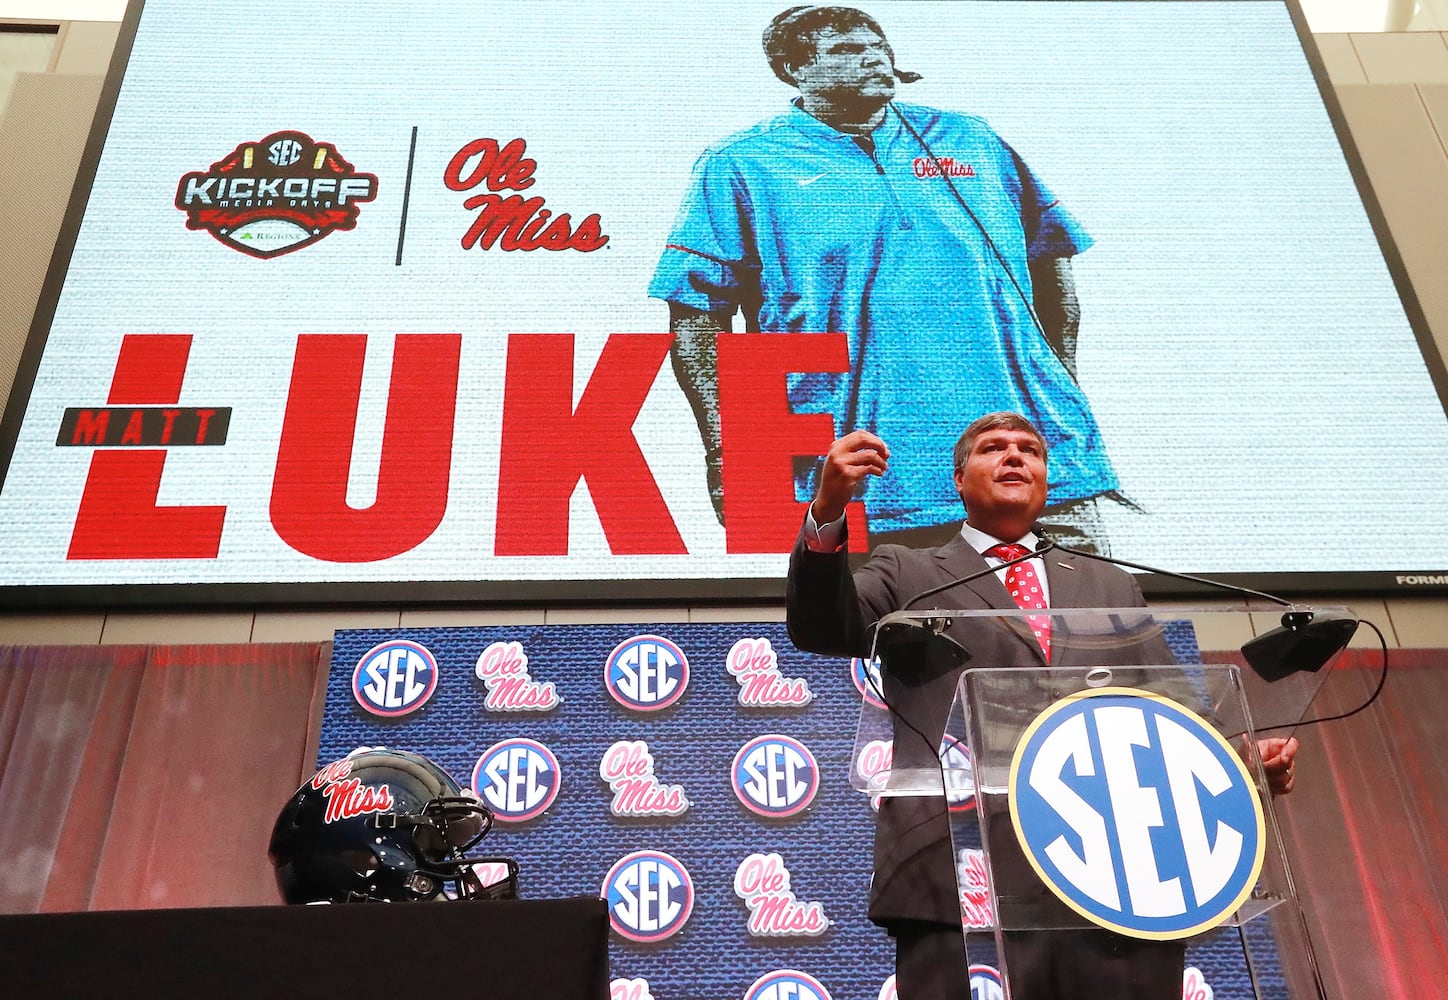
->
[320, 621, 1274, 1000]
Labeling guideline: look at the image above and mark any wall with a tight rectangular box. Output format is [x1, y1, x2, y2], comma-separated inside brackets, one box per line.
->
[0, 20, 1443, 652]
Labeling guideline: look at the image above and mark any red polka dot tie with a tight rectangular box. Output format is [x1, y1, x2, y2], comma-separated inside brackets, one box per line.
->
[988, 543, 1051, 658]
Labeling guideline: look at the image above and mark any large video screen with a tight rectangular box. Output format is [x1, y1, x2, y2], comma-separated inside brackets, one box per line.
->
[2, 0, 1446, 605]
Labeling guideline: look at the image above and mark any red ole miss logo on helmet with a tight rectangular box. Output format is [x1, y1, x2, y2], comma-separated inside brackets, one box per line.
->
[175, 130, 378, 258]
[310, 758, 395, 824]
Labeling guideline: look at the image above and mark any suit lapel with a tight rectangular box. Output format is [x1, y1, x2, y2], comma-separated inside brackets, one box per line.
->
[1043, 548, 1086, 609]
[931, 536, 1047, 665]
[931, 536, 1010, 608]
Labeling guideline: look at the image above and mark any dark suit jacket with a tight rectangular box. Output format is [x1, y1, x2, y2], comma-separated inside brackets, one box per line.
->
[787, 529, 1167, 927]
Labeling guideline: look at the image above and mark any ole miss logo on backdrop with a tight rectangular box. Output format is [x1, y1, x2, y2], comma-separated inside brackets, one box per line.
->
[472, 738, 560, 822]
[602, 850, 694, 943]
[352, 640, 438, 717]
[176, 130, 377, 258]
[1009, 688, 1265, 939]
[604, 634, 689, 711]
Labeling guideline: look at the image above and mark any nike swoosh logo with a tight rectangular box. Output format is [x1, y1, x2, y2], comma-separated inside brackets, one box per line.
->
[797, 172, 829, 186]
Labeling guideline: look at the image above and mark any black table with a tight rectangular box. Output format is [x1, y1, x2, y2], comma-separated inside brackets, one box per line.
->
[0, 896, 610, 998]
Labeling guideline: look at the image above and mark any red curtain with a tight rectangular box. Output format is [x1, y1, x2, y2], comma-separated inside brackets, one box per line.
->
[0, 642, 326, 913]
[1205, 647, 1448, 994]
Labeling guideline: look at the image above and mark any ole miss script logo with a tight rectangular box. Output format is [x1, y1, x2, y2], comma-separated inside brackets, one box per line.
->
[311, 757, 394, 825]
[175, 130, 377, 258]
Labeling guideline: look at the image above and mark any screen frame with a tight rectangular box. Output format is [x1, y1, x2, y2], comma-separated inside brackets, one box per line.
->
[1, 0, 1445, 611]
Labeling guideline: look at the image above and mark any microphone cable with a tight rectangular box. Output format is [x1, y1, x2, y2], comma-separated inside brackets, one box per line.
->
[858, 540, 1059, 798]
[1251, 619, 1388, 734]
[1050, 541, 1390, 734]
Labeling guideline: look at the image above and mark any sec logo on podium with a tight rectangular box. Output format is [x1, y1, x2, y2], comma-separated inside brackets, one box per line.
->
[1008, 687, 1265, 939]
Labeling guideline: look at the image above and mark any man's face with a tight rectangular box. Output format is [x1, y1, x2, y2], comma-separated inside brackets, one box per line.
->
[791, 26, 896, 105]
[955, 428, 1049, 534]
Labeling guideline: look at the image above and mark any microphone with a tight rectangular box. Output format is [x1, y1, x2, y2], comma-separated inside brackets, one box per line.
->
[870, 540, 1055, 661]
[1046, 541, 1359, 682]
[875, 530, 1359, 682]
[900, 538, 1055, 609]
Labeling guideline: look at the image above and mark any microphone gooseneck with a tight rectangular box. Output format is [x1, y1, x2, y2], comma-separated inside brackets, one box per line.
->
[899, 538, 1055, 609]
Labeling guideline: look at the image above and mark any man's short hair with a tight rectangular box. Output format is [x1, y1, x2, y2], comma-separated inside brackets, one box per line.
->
[953, 412, 1049, 471]
[763, 6, 889, 85]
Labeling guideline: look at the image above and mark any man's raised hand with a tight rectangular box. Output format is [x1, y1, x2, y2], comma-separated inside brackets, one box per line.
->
[812, 430, 890, 524]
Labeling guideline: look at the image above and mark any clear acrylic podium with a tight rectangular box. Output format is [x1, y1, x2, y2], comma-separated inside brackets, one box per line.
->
[852, 606, 1345, 999]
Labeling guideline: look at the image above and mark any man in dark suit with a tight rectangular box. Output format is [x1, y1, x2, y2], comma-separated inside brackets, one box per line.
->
[786, 411, 1298, 999]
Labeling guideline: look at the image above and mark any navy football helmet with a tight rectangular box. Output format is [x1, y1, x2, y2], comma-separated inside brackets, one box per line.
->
[269, 747, 519, 903]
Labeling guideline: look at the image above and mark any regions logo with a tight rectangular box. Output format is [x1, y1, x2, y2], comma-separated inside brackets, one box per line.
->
[743, 970, 833, 1000]
[175, 130, 378, 258]
[732, 735, 819, 819]
[733, 852, 829, 937]
[472, 738, 560, 823]
[605, 634, 689, 712]
[956, 848, 995, 930]
[602, 850, 694, 943]
[600, 740, 690, 818]
[727, 637, 812, 708]
[475, 640, 561, 712]
[310, 757, 394, 825]
[969, 965, 1004, 1000]
[352, 640, 438, 717]
[851, 657, 885, 709]
[1009, 688, 1266, 939]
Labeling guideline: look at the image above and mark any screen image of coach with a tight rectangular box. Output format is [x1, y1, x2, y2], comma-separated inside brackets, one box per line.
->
[268, 747, 521, 903]
[654, 5, 1121, 554]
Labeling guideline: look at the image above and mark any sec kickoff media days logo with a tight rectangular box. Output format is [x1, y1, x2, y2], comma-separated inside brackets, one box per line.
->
[472, 738, 560, 823]
[1009, 687, 1265, 939]
[602, 850, 693, 943]
[175, 130, 377, 258]
[352, 640, 438, 717]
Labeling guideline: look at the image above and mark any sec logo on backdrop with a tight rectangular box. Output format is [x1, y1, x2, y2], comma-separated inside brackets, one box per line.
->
[602, 850, 694, 943]
[732, 735, 819, 818]
[743, 969, 833, 1000]
[1009, 687, 1265, 939]
[352, 640, 437, 717]
[605, 634, 689, 711]
[472, 738, 560, 822]
[969, 965, 1004, 1000]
